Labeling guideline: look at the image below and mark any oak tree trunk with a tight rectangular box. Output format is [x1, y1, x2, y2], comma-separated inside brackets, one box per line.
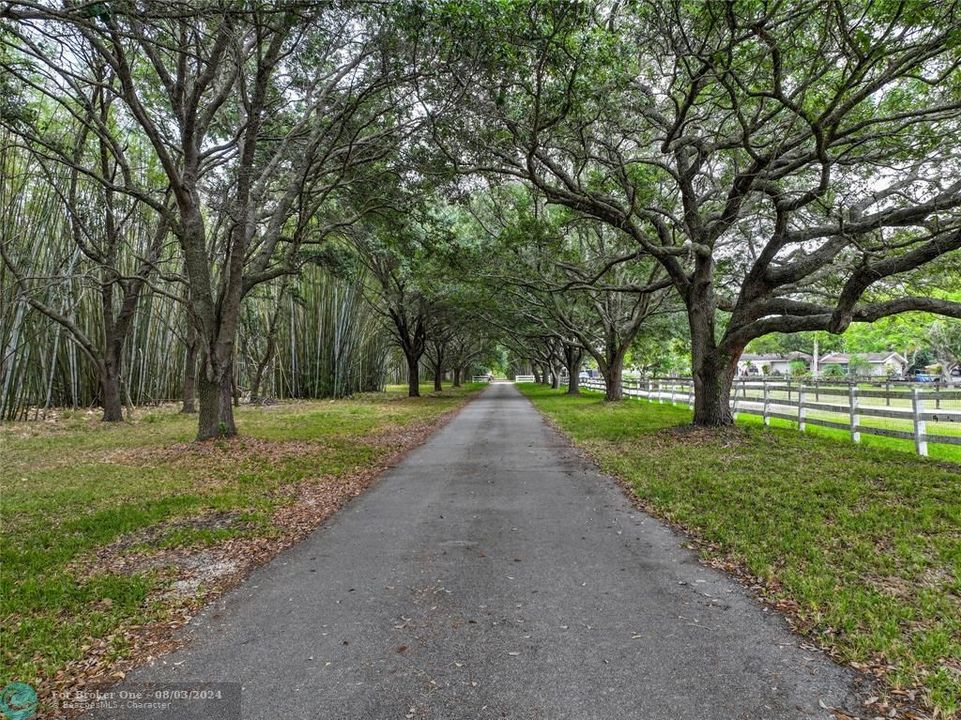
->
[249, 348, 272, 404]
[407, 353, 420, 397]
[564, 345, 583, 395]
[181, 324, 198, 413]
[197, 355, 236, 440]
[100, 360, 123, 422]
[691, 345, 738, 426]
[688, 293, 739, 426]
[601, 356, 624, 401]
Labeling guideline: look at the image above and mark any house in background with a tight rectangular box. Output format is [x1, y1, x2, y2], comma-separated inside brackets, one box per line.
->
[737, 352, 811, 376]
[818, 352, 908, 377]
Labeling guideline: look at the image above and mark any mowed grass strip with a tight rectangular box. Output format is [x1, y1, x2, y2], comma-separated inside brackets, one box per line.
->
[0, 384, 482, 690]
[519, 383, 961, 718]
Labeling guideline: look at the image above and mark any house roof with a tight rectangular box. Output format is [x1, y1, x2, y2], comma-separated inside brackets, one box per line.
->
[820, 352, 907, 364]
[739, 352, 812, 363]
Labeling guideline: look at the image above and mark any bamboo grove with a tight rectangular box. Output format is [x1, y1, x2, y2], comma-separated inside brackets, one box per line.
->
[1, 131, 394, 420]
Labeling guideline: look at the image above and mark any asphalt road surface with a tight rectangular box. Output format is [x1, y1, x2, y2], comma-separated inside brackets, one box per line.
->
[86, 382, 860, 720]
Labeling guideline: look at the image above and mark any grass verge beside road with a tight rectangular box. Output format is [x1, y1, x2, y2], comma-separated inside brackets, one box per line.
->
[519, 383, 961, 719]
[0, 383, 482, 713]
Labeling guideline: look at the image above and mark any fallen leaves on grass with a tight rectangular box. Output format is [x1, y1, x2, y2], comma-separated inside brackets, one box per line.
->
[34, 401, 471, 719]
[104, 436, 323, 469]
[79, 511, 250, 570]
[645, 424, 750, 450]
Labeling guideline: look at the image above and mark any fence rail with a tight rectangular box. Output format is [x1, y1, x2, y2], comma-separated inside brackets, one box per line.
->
[577, 376, 961, 457]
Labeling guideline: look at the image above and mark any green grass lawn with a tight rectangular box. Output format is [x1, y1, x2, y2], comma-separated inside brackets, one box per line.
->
[738, 411, 961, 464]
[611, 379, 961, 462]
[730, 384, 961, 457]
[519, 383, 961, 718]
[0, 383, 481, 698]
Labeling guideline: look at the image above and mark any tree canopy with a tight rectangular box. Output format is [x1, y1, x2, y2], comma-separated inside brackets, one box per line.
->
[2, 0, 960, 433]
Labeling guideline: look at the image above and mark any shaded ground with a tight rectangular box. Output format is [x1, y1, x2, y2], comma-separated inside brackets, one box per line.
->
[0, 385, 481, 716]
[82, 383, 861, 720]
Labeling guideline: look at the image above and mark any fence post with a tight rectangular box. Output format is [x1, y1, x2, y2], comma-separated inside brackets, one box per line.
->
[732, 379, 739, 419]
[763, 382, 770, 426]
[849, 385, 860, 443]
[669, 381, 676, 405]
[912, 388, 928, 457]
[688, 379, 694, 410]
[657, 379, 663, 403]
[647, 379, 653, 401]
[798, 385, 806, 432]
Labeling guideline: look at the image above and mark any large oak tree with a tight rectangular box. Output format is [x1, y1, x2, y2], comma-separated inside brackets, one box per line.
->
[433, 0, 961, 425]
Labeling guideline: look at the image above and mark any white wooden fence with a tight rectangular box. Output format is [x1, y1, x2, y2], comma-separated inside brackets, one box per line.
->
[581, 376, 961, 457]
[472, 375, 492, 383]
[514, 374, 535, 383]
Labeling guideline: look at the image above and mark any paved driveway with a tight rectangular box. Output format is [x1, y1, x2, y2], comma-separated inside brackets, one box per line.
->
[86, 382, 859, 720]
